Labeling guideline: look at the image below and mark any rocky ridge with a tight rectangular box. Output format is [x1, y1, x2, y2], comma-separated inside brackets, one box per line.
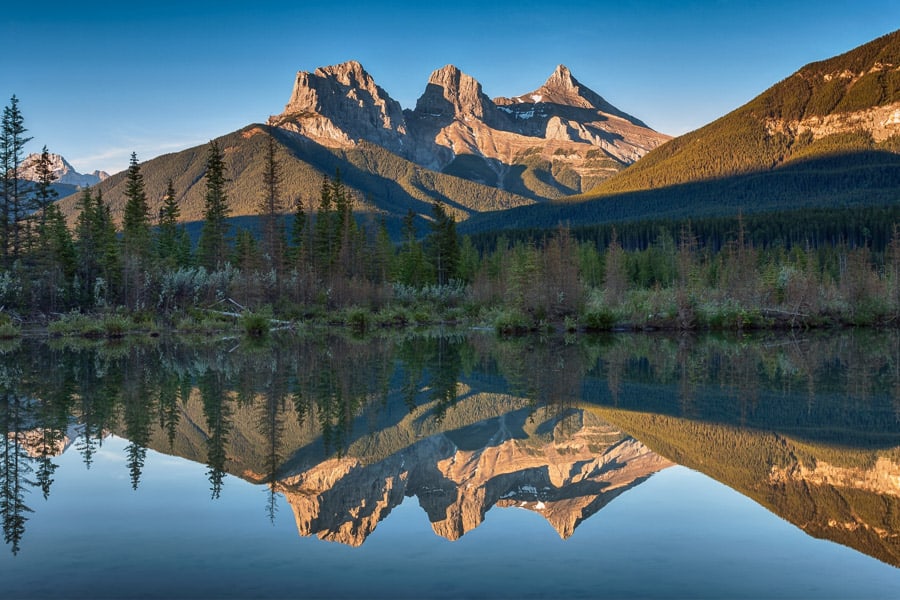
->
[269, 61, 670, 199]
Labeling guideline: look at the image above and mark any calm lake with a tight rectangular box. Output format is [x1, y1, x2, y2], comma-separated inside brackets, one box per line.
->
[2, 330, 899, 599]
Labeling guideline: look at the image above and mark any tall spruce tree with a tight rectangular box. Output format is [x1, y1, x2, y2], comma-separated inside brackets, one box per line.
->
[259, 135, 285, 278]
[27, 146, 59, 257]
[428, 202, 459, 286]
[197, 141, 230, 271]
[397, 209, 428, 286]
[290, 196, 307, 265]
[121, 153, 152, 307]
[0, 96, 32, 267]
[27, 148, 75, 311]
[156, 179, 189, 269]
[122, 152, 151, 259]
[313, 174, 333, 273]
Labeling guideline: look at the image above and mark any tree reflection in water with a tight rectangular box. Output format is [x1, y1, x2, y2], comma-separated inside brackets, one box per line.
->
[0, 330, 898, 564]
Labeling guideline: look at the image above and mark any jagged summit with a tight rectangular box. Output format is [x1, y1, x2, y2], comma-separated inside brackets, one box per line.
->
[495, 64, 648, 127]
[271, 59, 406, 150]
[538, 64, 584, 103]
[412, 64, 499, 123]
[313, 59, 367, 83]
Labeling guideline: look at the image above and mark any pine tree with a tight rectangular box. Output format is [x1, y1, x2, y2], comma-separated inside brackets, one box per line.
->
[30, 157, 74, 312]
[156, 179, 189, 269]
[74, 188, 119, 306]
[604, 228, 627, 306]
[122, 152, 151, 259]
[121, 152, 152, 308]
[0, 96, 32, 267]
[331, 168, 352, 255]
[290, 196, 307, 265]
[259, 135, 285, 278]
[197, 141, 230, 271]
[397, 209, 428, 286]
[31, 145, 58, 240]
[313, 174, 333, 273]
[428, 202, 459, 286]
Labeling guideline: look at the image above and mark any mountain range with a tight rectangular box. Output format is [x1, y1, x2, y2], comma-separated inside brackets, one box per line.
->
[55, 29, 900, 237]
[463, 29, 900, 233]
[55, 62, 666, 229]
[269, 61, 668, 198]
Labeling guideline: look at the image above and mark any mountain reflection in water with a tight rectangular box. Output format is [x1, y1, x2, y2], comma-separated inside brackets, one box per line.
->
[1, 331, 899, 568]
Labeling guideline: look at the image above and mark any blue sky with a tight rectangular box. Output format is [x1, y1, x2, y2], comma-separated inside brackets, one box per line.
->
[3, 1, 899, 175]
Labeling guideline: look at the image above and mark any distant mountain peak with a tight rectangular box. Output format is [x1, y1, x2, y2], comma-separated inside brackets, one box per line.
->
[18, 152, 108, 187]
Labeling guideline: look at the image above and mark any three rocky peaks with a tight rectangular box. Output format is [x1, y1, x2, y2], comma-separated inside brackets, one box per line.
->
[268, 61, 669, 198]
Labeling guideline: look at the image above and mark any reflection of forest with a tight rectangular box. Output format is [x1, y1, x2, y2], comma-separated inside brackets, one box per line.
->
[0, 330, 899, 561]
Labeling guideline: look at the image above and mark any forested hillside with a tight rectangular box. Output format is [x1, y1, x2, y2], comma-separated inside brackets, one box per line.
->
[55, 125, 534, 230]
[583, 29, 900, 197]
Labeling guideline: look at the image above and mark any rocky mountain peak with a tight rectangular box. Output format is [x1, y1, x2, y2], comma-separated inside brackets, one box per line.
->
[313, 60, 372, 90]
[535, 65, 612, 112]
[414, 64, 496, 122]
[544, 64, 578, 92]
[270, 60, 407, 149]
[493, 64, 648, 128]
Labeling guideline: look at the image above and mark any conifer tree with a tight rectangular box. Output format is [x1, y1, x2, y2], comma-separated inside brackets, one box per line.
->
[428, 202, 459, 286]
[121, 152, 152, 307]
[313, 174, 333, 273]
[74, 188, 119, 306]
[31, 145, 58, 238]
[156, 179, 189, 269]
[0, 96, 32, 267]
[604, 228, 627, 306]
[197, 141, 230, 271]
[397, 209, 428, 286]
[259, 135, 285, 278]
[39, 203, 76, 309]
[331, 168, 352, 253]
[29, 151, 74, 312]
[122, 152, 151, 259]
[290, 197, 307, 264]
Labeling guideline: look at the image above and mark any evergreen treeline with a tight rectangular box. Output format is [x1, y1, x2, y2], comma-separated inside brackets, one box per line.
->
[461, 147, 900, 235]
[470, 204, 900, 255]
[4, 95, 900, 333]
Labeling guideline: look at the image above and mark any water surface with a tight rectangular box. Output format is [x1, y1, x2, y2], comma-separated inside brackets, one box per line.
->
[1, 331, 899, 598]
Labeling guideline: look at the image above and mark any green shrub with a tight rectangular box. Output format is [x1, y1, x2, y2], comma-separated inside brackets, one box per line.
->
[240, 310, 271, 338]
[346, 307, 370, 333]
[48, 312, 104, 337]
[0, 321, 20, 339]
[582, 308, 617, 331]
[102, 314, 131, 337]
[374, 306, 410, 328]
[494, 309, 531, 335]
